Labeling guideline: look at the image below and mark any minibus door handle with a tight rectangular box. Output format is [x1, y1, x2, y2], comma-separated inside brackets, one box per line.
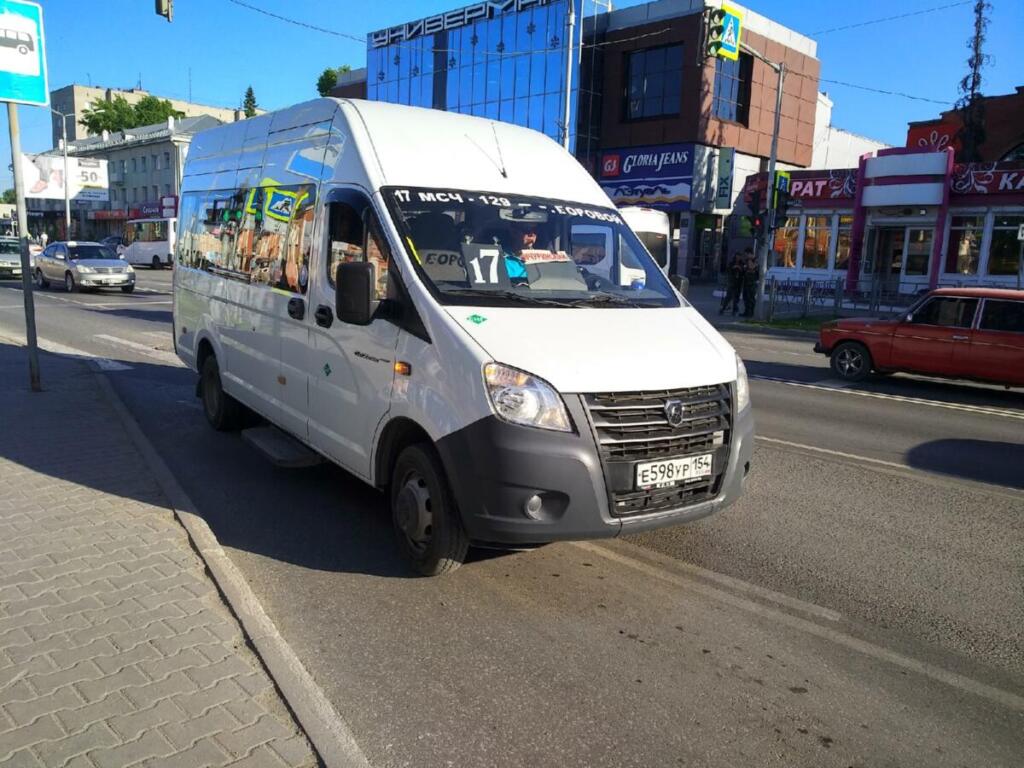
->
[287, 297, 305, 320]
[314, 305, 334, 328]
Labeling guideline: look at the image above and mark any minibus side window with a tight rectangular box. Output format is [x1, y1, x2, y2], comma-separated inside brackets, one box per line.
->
[326, 202, 366, 288]
[325, 198, 390, 301]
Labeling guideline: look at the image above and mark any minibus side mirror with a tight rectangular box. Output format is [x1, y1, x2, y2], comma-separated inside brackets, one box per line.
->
[669, 274, 688, 297]
[336, 261, 376, 325]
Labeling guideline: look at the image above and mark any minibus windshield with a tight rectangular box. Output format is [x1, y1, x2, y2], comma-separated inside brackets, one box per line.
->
[385, 187, 680, 308]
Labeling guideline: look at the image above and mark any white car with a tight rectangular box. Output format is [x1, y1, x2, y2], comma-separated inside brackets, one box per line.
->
[174, 98, 754, 575]
[34, 241, 136, 293]
[0, 236, 21, 279]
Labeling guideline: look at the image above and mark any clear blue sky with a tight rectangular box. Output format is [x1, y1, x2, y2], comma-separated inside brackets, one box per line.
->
[1, 0, 1021, 190]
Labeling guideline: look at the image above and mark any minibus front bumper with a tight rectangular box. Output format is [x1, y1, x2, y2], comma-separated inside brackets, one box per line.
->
[436, 394, 754, 546]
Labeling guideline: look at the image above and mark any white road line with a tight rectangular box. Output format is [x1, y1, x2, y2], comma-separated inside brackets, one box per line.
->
[756, 435, 910, 471]
[574, 540, 1024, 713]
[93, 333, 183, 367]
[751, 375, 1024, 420]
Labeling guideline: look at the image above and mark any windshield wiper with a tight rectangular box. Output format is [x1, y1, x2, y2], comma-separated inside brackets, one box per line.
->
[571, 292, 646, 308]
[445, 288, 580, 308]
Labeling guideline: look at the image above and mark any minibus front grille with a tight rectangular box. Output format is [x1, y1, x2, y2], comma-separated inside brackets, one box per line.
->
[583, 384, 733, 518]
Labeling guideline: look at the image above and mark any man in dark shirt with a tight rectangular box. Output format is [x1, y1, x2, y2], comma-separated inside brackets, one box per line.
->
[719, 254, 744, 315]
[741, 251, 759, 317]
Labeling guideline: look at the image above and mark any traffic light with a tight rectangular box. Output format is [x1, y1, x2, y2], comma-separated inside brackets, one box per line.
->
[748, 188, 765, 239]
[773, 171, 791, 216]
[154, 0, 173, 22]
[706, 8, 727, 58]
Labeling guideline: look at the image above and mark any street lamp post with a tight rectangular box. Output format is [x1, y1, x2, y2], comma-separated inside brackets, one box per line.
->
[49, 109, 72, 239]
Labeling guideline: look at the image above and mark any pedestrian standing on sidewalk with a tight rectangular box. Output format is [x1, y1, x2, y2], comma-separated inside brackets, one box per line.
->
[741, 250, 759, 317]
[719, 253, 744, 315]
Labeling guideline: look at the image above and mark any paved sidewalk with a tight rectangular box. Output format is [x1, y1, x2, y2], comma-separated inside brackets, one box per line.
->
[0, 343, 318, 768]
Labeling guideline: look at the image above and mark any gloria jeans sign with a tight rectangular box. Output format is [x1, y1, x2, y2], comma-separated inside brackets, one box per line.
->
[599, 143, 695, 211]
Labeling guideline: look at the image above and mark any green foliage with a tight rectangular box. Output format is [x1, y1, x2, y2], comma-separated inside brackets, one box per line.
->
[80, 95, 184, 134]
[316, 67, 338, 97]
[243, 86, 258, 118]
[1, 188, 16, 205]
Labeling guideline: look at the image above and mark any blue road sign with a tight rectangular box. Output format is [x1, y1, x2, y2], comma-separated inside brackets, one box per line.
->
[0, 0, 47, 106]
[718, 3, 743, 61]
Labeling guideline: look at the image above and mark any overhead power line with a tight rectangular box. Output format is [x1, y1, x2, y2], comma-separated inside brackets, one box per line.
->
[817, 77, 951, 105]
[810, 0, 972, 35]
[225, 0, 951, 106]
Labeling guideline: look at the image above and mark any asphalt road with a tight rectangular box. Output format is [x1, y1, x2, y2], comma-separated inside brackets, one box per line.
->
[1, 271, 1022, 767]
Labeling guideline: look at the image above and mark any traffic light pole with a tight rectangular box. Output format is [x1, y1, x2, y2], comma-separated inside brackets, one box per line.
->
[740, 40, 784, 321]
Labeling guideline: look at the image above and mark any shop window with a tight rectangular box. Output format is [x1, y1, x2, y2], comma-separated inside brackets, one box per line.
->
[625, 45, 683, 120]
[771, 216, 799, 268]
[834, 216, 853, 270]
[905, 229, 933, 276]
[712, 54, 752, 125]
[979, 300, 1024, 333]
[801, 216, 830, 270]
[987, 214, 1024, 276]
[944, 215, 983, 275]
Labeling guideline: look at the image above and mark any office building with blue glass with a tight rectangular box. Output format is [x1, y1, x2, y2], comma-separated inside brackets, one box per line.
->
[367, 0, 586, 152]
[358, 1, 882, 278]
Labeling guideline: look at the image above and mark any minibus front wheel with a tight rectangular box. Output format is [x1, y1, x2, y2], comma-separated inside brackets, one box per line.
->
[200, 354, 244, 431]
[390, 444, 469, 576]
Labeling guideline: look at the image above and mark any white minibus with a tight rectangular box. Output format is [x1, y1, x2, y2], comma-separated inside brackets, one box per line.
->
[173, 99, 753, 575]
[620, 207, 671, 273]
[122, 217, 176, 269]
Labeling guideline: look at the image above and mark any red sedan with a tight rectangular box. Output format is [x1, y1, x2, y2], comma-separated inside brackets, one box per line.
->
[815, 288, 1024, 386]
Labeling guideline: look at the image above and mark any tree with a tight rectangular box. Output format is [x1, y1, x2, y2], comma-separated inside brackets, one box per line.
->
[132, 95, 185, 127]
[80, 94, 183, 134]
[243, 86, 258, 118]
[1, 189, 15, 204]
[338, 64, 351, 75]
[954, 0, 992, 162]
[316, 67, 338, 97]
[80, 96, 136, 134]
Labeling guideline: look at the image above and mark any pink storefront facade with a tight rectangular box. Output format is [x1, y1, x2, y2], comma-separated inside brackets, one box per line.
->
[742, 147, 1024, 294]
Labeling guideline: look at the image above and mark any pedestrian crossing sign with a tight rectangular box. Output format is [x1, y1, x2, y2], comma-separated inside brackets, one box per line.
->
[718, 4, 743, 61]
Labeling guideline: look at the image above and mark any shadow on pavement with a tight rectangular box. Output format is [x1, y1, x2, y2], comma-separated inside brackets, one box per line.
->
[905, 439, 1024, 490]
[85, 307, 173, 325]
[0, 340, 485, 580]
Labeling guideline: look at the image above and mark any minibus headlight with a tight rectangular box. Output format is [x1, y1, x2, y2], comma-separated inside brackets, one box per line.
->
[483, 363, 571, 432]
[735, 354, 750, 412]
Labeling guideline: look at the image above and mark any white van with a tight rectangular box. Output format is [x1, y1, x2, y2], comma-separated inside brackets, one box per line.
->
[173, 99, 753, 575]
[122, 217, 176, 269]
[620, 207, 671, 273]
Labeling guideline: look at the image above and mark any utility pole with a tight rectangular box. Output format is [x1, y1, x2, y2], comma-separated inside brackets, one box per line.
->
[739, 39, 785, 320]
[50, 108, 71, 238]
[8, 104, 41, 392]
[562, 0, 576, 150]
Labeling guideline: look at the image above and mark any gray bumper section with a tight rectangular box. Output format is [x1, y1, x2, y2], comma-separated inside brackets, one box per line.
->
[435, 395, 755, 546]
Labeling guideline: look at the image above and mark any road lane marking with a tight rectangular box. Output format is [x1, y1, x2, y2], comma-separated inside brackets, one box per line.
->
[756, 436, 909, 470]
[751, 375, 1024, 420]
[93, 333, 183, 367]
[574, 540, 1024, 712]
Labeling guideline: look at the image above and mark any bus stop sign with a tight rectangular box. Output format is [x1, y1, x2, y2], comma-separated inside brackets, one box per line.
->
[0, 0, 47, 106]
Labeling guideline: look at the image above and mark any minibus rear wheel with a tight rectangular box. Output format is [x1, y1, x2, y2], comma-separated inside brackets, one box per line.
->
[200, 355, 244, 431]
[390, 444, 469, 576]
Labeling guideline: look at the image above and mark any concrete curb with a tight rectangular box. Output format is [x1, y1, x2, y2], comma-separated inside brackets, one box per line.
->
[0, 333, 370, 768]
[92, 372, 371, 768]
